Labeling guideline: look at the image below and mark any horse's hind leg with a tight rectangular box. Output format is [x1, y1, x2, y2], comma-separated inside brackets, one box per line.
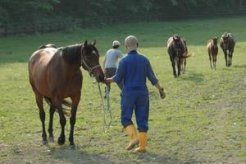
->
[54, 99, 66, 145]
[48, 104, 55, 142]
[35, 94, 47, 144]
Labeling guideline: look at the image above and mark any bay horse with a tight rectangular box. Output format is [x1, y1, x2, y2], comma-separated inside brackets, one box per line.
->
[207, 37, 218, 69]
[167, 34, 190, 77]
[28, 41, 105, 148]
[220, 32, 236, 67]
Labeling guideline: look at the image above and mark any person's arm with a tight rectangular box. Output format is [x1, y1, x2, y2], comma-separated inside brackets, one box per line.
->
[154, 83, 166, 99]
[146, 59, 166, 99]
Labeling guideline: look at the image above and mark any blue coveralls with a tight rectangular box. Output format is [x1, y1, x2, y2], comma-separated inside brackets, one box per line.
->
[113, 50, 158, 132]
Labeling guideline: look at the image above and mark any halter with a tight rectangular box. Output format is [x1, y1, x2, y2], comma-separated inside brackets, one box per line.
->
[80, 45, 101, 74]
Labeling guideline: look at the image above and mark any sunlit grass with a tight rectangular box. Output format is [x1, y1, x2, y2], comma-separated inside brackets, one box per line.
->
[0, 16, 245, 163]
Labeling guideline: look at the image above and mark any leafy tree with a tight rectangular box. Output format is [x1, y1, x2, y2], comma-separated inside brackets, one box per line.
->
[0, 0, 59, 23]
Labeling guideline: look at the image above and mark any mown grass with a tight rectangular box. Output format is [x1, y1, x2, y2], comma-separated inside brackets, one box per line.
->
[0, 16, 245, 163]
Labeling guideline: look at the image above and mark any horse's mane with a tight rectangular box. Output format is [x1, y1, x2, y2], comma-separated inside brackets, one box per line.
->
[60, 44, 82, 65]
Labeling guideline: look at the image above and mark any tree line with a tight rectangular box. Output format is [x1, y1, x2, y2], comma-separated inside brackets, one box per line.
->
[0, 0, 245, 33]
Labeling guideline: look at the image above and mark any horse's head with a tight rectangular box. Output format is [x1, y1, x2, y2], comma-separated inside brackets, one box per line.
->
[212, 37, 218, 45]
[222, 32, 230, 44]
[172, 34, 184, 56]
[81, 40, 105, 83]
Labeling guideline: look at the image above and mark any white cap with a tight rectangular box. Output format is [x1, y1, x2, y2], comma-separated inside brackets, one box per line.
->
[112, 40, 120, 47]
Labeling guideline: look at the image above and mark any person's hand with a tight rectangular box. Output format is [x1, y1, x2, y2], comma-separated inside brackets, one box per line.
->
[104, 78, 110, 85]
[159, 87, 166, 99]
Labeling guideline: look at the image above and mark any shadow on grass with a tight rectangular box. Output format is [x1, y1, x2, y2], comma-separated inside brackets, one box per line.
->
[233, 64, 246, 69]
[47, 144, 184, 163]
[179, 72, 205, 84]
[48, 145, 113, 164]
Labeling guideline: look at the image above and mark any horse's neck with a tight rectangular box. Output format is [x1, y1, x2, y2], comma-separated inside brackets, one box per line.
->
[61, 47, 81, 66]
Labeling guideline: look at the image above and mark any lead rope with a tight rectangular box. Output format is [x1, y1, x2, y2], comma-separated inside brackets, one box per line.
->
[97, 83, 112, 130]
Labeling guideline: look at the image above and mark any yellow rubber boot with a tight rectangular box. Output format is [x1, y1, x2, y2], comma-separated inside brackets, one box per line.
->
[125, 125, 139, 150]
[134, 132, 147, 152]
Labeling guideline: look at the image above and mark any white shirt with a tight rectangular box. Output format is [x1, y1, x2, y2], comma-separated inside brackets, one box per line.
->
[104, 48, 123, 68]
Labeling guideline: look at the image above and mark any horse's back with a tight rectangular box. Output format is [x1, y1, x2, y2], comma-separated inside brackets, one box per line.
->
[28, 47, 58, 96]
[29, 48, 57, 73]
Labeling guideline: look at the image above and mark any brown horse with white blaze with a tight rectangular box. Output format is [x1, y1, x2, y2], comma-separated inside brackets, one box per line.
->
[207, 37, 218, 69]
[28, 41, 105, 148]
[167, 34, 190, 77]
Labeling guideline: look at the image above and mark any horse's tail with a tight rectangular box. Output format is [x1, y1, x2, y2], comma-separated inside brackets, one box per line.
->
[182, 53, 194, 58]
[44, 96, 71, 116]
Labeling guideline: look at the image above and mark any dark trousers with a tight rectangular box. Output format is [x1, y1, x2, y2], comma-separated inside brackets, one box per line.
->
[105, 67, 123, 91]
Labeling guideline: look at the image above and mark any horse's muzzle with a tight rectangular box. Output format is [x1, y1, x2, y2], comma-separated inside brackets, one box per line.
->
[97, 74, 106, 83]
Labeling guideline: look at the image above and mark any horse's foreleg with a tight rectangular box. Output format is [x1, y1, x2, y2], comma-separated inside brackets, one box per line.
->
[48, 104, 55, 142]
[36, 95, 47, 145]
[209, 54, 212, 69]
[177, 58, 181, 76]
[213, 55, 217, 70]
[69, 95, 80, 148]
[54, 99, 66, 145]
[183, 59, 186, 73]
[171, 60, 177, 78]
[69, 106, 77, 147]
[228, 50, 233, 67]
[223, 50, 228, 67]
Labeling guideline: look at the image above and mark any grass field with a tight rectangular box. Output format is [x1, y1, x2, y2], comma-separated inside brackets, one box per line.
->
[0, 16, 246, 163]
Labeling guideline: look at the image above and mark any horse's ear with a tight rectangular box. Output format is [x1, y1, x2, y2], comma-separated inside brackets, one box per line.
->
[92, 40, 96, 46]
[84, 40, 88, 47]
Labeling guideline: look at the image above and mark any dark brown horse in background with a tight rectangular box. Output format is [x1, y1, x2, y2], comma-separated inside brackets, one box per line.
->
[28, 41, 105, 148]
[220, 32, 236, 67]
[167, 34, 190, 77]
[207, 37, 218, 69]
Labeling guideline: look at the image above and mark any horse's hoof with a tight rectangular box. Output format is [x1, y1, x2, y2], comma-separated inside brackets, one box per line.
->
[58, 137, 65, 145]
[49, 136, 54, 142]
[42, 140, 48, 145]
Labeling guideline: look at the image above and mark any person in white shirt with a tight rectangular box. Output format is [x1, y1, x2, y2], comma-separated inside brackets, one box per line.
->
[103, 40, 124, 92]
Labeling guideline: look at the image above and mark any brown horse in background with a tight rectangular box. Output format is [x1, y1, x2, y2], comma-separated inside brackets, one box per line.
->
[167, 34, 190, 77]
[220, 32, 236, 67]
[28, 41, 105, 148]
[207, 37, 218, 69]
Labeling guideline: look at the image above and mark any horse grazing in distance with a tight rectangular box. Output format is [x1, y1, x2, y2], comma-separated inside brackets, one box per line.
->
[167, 34, 190, 77]
[207, 37, 218, 69]
[220, 32, 236, 67]
[28, 41, 105, 148]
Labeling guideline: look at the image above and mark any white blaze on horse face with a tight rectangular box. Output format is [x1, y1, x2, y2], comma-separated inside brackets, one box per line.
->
[92, 50, 97, 55]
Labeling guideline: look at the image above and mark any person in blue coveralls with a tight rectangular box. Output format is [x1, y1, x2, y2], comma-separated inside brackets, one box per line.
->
[105, 35, 166, 152]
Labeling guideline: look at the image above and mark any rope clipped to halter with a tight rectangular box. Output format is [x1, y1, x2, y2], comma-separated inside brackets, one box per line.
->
[97, 83, 112, 129]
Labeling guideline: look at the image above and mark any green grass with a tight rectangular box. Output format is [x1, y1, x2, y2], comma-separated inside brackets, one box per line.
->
[0, 16, 246, 163]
